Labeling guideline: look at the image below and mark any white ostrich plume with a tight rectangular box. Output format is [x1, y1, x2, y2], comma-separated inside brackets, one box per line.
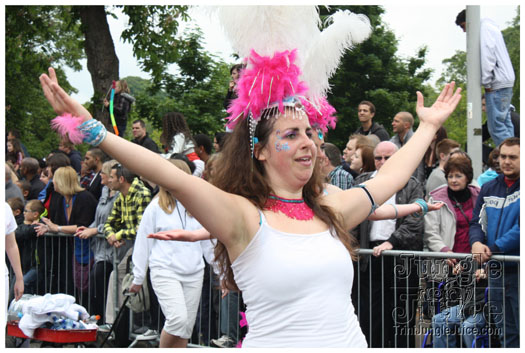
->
[209, 6, 372, 101]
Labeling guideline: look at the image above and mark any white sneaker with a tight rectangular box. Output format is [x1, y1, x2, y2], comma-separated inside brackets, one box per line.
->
[136, 329, 159, 341]
[211, 335, 236, 348]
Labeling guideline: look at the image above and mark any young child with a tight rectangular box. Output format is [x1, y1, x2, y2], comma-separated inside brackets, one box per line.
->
[15, 180, 31, 202]
[7, 197, 25, 225]
[14, 199, 44, 294]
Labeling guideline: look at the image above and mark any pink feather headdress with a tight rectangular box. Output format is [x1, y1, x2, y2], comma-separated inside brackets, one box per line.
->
[300, 97, 337, 134]
[226, 49, 308, 130]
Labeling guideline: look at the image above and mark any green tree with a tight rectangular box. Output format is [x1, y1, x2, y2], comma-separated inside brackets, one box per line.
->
[5, 6, 84, 158]
[131, 28, 231, 143]
[319, 6, 433, 149]
[435, 50, 468, 147]
[6, 5, 232, 158]
[74, 5, 190, 122]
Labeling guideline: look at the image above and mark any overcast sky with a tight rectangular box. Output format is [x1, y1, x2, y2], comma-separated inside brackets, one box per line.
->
[65, 4, 519, 104]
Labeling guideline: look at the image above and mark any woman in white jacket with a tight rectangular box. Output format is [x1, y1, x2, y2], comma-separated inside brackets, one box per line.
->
[129, 159, 206, 348]
[424, 153, 480, 263]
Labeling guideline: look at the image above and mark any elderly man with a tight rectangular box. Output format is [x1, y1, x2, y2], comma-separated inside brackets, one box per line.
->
[352, 141, 424, 348]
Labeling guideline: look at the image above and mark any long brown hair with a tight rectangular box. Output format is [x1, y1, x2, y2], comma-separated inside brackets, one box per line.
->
[211, 109, 358, 290]
[160, 112, 194, 148]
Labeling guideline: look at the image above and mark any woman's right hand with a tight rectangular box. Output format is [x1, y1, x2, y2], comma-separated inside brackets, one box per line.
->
[40, 67, 92, 122]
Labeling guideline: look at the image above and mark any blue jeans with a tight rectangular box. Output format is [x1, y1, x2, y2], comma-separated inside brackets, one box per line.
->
[432, 305, 486, 348]
[485, 87, 514, 146]
[23, 268, 37, 295]
[488, 263, 519, 347]
[220, 291, 240, 340]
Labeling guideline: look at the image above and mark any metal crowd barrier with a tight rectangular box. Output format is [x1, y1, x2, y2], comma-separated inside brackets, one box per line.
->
[355, 249, 520, 348]
[7, 236, 519, 348]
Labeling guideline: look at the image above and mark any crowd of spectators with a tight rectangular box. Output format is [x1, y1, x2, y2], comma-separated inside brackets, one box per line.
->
[5, 61, 520, 348]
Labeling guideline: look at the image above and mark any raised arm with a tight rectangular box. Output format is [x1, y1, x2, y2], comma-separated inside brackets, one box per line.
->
[40, 68, 257, 253]
[328, 83, 461, 230]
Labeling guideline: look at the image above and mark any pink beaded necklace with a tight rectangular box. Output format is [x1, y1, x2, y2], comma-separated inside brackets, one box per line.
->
[264, 194, 314, 221]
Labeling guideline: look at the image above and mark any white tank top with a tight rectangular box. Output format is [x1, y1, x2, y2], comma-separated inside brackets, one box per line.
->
[231, 212, 367, 348]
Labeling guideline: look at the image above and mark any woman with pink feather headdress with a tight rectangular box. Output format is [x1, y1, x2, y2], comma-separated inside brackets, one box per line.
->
[40, 6, 461, 347]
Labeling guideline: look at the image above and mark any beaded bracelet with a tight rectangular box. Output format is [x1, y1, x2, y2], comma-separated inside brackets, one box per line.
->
[413, 198, 428, 217]
[78, 119, 108, 146]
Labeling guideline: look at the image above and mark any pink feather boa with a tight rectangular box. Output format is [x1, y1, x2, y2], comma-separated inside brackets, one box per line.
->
[301, 97, 337, 133]
[226, 49, 308, 129]
[50, 114, 86, 145]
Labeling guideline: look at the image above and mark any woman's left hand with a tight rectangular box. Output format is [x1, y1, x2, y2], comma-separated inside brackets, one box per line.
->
[416, 82, 462, 129]
[427, 201, 445, 212]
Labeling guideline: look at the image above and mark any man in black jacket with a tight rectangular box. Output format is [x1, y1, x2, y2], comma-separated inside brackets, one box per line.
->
[84, 147, 107, 201]
[354, 100, 390, 141]
[352, 141, 424, 348]
[131, 119, 159, 153]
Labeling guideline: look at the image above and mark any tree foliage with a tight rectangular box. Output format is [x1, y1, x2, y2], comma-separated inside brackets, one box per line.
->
[120, 5, 190, 90]
[5, 6, 84, 159]
[130, 28, 231, 144]
[319, 6, 433, 149]
[5, 5, 229, 158]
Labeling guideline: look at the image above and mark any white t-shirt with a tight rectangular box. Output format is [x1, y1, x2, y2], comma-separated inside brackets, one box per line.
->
[367, 171, 396, 242]
[132, 198, 205, 285]
[232, 212, 367, 348]
[5, 202, 18, 312]
[5, 202, 18, 276]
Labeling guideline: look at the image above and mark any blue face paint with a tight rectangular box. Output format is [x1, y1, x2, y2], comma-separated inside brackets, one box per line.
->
[317, 130, 323, 141]
[274, 129, 292, 152]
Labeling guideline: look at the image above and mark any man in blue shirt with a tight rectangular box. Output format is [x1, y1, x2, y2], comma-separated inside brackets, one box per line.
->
[469, 137, 519, 347]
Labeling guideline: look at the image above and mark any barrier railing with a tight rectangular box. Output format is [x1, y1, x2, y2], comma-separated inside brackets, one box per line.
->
[355, 249, 520, 348]
[7, 236, 519, 348]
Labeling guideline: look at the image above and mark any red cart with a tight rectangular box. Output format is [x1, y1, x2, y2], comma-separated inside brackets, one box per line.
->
[7, 321, 97, 348]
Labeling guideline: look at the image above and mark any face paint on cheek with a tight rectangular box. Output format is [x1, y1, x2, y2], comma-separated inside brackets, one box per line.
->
[275, 129, 284, 152]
